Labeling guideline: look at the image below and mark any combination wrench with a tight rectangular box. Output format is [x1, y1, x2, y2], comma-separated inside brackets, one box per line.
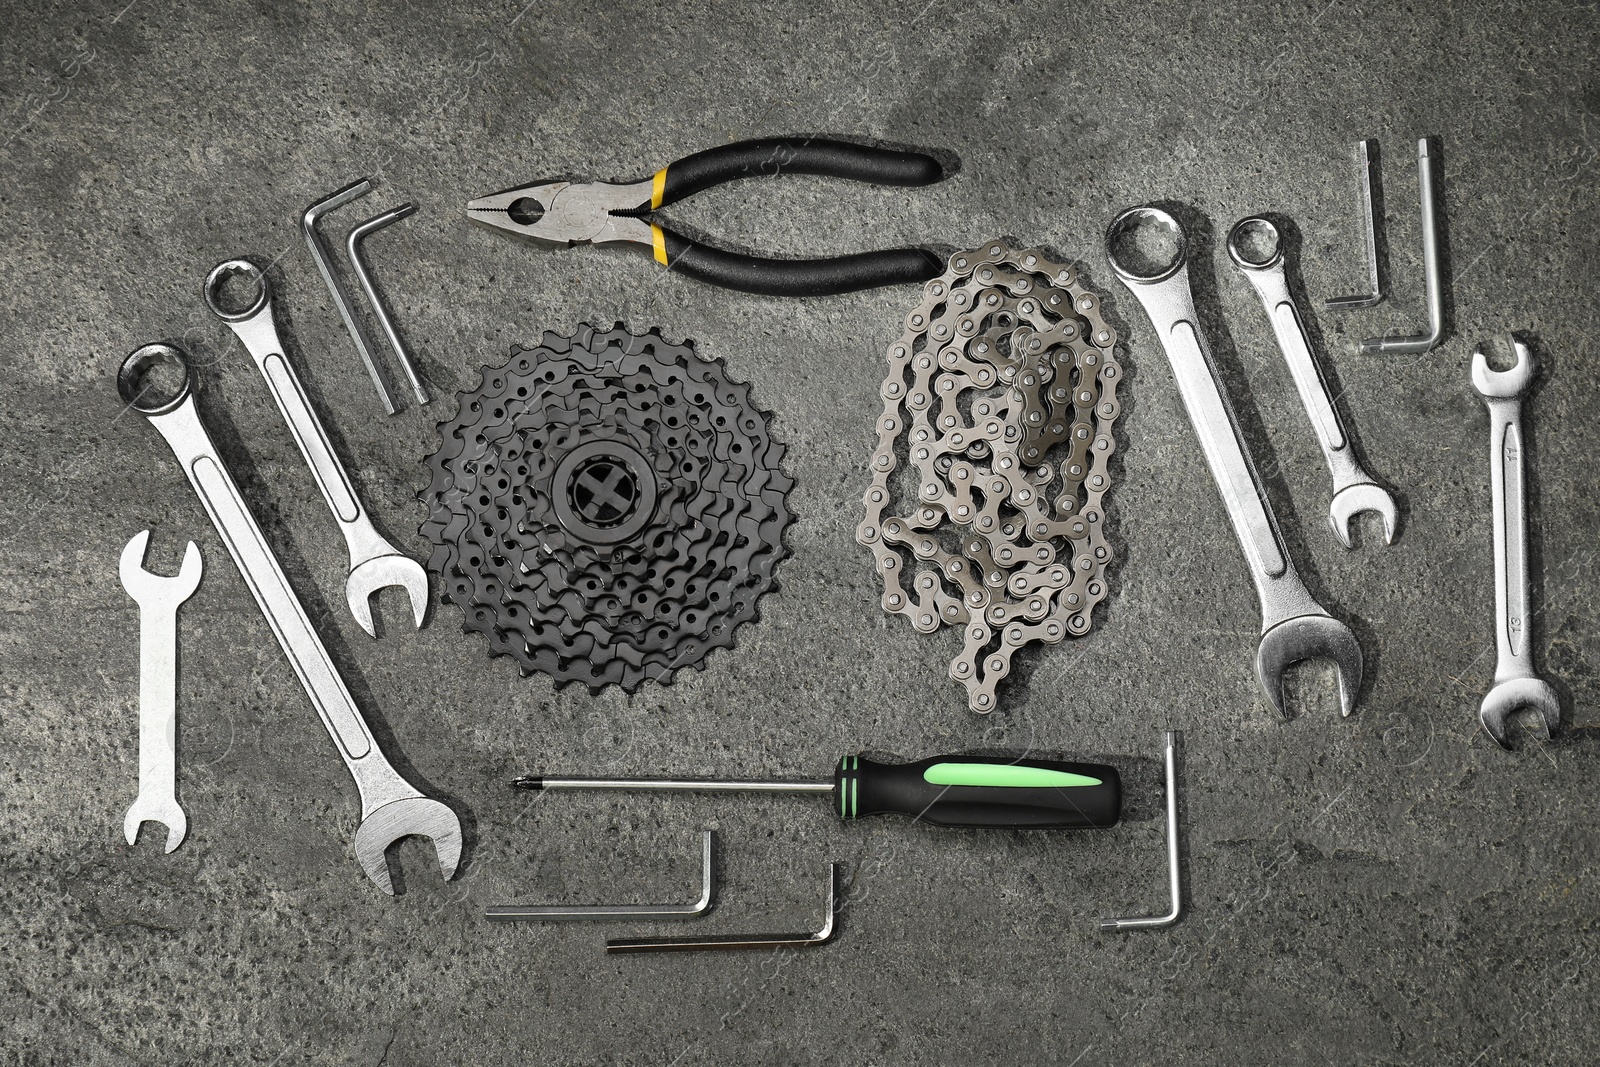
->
[204, 259, 428, 639]
[1106, 207, 1363, 717]
[1226, 216, 1398, 547]
[1470, 337, 1560, 748]
[117, 342, 460, 893]
[119, 529, 203, 853]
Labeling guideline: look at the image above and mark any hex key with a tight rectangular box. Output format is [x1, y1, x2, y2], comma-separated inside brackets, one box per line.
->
[347, 204, 430, 406]
[1099, 732, 1183, 931]
[1325, 139, 1384, 310]
[485, 830, 716, 921]
[606, 862, 841, 953]
[302, 178, 397, 414]
[1360, 138, 1444, 354]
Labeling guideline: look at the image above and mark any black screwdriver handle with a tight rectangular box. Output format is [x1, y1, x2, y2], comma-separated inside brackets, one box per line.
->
[833, 754, 1121, 830]
[653, 137, 945, 207]
[654, 227, 943, 297]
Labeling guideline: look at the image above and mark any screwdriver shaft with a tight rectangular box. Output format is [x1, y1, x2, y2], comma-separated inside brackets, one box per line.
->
[522, 776, 835, 795]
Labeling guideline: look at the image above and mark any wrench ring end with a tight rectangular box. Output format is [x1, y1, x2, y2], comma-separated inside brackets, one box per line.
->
[1106, 205, 1188, 284]
[203, 258, 271, 323]
[1225, 216, 1284, 272]
[119, 343, 194, 416]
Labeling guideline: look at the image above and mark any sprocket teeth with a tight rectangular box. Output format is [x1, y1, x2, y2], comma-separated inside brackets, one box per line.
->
[420, 323, 793, 693]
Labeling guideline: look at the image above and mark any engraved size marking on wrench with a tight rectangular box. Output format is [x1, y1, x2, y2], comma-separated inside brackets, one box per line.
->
[119, 529, 203, 854]
[1470, 337, 1559, 748]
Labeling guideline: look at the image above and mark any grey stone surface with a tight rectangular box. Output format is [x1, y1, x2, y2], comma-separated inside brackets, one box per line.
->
[2, 0, 1598, 1063]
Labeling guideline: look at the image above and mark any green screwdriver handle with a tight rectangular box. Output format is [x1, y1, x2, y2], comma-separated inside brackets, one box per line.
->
[833, 755, 1121, 829]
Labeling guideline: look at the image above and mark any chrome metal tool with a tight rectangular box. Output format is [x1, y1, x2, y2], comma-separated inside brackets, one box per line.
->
[303, 179, 397, 413]
[204, 259, 428, 639]
[1325, 139, 1384, 310]
[117, 342, 460, 893]
[1470, 338, 1560, 748]
[347, 204, 429, 406]
[1361, 138, 1444, 355]
[486, 831, 716, 922]
[118, 529, 203, 854]
[1227, 216, 1397, 547]
[1100, 731, 1182, 931]
[1106, 206, 1363, 717]
[605, 863, 842, 953]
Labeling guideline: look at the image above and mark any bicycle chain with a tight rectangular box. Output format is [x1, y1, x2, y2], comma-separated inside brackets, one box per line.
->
[857, 240, 1123, 712]
[421, 323, 793, 692]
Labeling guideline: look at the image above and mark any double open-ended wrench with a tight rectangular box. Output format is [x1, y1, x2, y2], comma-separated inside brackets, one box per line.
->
[204, 259, 428, 639]
[1106, 207, 1363, 717]
[117, 343, 460, 893]
[1226, 217, 1398, 547]
[119, 529, 203, 853]
[1470, 338, 1560, 748]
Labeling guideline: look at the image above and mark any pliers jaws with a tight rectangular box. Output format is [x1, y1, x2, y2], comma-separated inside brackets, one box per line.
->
[467, 177, 657, 247]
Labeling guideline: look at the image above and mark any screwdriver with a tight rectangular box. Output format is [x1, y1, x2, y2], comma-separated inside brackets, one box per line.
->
[512, 753, 1121, 830]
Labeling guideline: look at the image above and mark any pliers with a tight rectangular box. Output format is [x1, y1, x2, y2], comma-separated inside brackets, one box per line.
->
[467, 137, 948, 297]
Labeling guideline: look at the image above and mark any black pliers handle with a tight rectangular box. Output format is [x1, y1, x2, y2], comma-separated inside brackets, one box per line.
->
[467, 137, 947, 297]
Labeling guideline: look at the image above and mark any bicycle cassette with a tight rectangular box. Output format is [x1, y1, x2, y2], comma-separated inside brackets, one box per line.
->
[857, 241, 1123, 712]
[421, 323, 793, 692]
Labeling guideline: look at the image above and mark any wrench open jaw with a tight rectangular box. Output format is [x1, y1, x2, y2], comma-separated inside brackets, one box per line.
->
[1328, 483, 1398, 549]
[1471, 337, 1559, 749]
[120, 342, 461, 891]
[204, 259, 429, 640]
[1478, 678, 1561, 750]
[119, 529, 203, 853]
[1257, 612, 1364, 718]
[353, 796, 463, 896]
[1108, 206, 1365, 719]
[346, 554, 430, 639]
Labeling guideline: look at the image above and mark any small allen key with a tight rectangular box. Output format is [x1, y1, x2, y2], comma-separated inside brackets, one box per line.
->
[606, 863, 842, 954]
[485, 831, 716, 922]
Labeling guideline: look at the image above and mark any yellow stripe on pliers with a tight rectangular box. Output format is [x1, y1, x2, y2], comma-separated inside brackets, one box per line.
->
[650, 223, 668, 265]
[651, 167, 668, 209]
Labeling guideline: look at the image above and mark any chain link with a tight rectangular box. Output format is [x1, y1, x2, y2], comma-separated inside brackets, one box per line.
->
[857, 240, 1123, 712]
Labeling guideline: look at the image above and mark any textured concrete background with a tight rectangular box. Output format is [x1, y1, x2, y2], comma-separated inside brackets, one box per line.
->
[2, 1, 1598, 1064]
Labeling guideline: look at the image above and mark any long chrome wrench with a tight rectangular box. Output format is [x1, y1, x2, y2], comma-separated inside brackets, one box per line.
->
[119, 529, 203, 853]
[1470, 338, 1559, 747]
[1105, 207, 1362, 717]
[117, 342, 460, 893]
[203, 259, 428, 639]
[1226, 216, 1398, 548]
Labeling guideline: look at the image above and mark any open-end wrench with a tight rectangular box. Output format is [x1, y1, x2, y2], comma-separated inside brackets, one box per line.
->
[1226, 217, 1398, 548]
[117, 342, 460, 893]
[204, 259, 428, 639]
[1106, 207, 1363, 717]
[118, 529, 202, 853]
[1470, 338, 1560, 748]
